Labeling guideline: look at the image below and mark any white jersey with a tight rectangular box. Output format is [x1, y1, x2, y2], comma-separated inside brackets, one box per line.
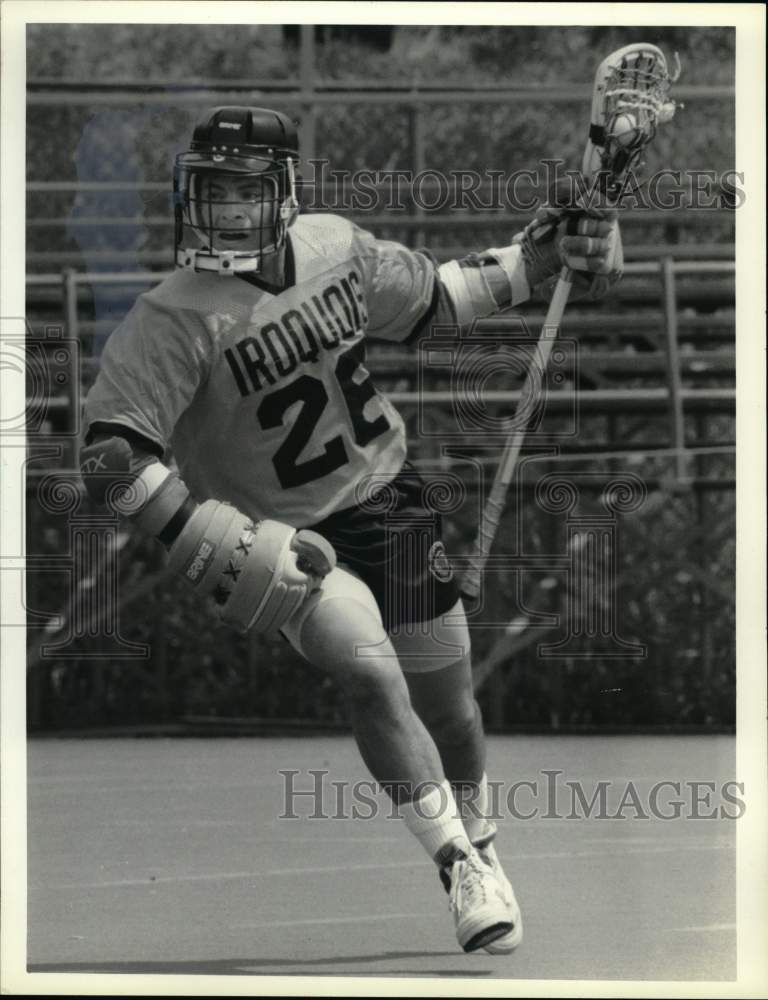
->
[84, 214, 436, 525]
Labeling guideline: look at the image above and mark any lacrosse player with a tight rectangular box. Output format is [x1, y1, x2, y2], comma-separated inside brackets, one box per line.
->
[79, 107, 622, 953]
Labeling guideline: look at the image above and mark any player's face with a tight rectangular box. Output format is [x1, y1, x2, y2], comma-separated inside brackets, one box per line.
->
[197, 174, 278, 251]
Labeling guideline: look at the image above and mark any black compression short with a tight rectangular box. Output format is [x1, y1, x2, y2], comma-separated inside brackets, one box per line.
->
[308, 462, 461, 631]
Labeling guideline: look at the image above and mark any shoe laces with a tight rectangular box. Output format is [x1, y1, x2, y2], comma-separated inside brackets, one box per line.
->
[449, 852, 490, 912]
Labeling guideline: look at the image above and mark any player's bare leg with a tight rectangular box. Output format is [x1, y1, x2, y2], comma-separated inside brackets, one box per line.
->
[284, 578, 515, 952]
[297, 595, 446, 800]
[404, 650, 485, 795]
[393, 606, 487, 828]
[397, 607, 523, 953]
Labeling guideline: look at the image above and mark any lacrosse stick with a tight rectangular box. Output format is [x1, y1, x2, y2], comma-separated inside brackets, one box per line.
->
[462, 44, 681, 602]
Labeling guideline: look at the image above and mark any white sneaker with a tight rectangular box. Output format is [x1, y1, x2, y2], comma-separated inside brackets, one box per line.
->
[474, 830, 523, 954]
[445, 849, 515, 953]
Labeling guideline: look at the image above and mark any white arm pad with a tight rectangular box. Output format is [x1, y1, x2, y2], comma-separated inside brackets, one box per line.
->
[437, 243, 531, 329]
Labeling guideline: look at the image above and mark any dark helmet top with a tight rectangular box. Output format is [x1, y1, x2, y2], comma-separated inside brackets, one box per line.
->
[189, 107, 298, 180]
[174, 106, 300, 275]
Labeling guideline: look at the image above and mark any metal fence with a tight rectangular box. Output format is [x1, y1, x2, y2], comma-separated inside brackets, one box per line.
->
[26, 25, 736, 269]
[26, 24, 734, 164]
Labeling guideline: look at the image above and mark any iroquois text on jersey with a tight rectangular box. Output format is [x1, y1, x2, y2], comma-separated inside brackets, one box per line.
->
[224, 271, 368, 396]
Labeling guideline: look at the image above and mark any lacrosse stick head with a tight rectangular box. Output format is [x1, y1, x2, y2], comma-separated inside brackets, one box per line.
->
[582, 43, 681, 201]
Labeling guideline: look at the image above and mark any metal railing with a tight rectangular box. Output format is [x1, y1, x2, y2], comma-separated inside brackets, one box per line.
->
[27, 27, 735, 230]
[26, 40, 736, 302]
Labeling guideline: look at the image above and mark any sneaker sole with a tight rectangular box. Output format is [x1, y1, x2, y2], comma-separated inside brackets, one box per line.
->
[461, 920, 515, 954]
[482, 922, 523, 954]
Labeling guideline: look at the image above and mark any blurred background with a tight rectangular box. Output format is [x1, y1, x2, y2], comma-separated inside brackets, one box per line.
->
[24, 23, 735, 734]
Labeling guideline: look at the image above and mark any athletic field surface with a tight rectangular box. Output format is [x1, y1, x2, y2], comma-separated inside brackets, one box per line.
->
[27, 734, 736, 982]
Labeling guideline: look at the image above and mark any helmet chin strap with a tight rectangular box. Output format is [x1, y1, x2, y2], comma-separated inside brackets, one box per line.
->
[177, 214, 295, 276]
[176, 247, 270, 275]
[280, 157, 300, 229]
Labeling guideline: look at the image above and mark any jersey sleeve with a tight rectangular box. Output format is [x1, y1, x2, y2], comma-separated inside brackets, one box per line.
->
[351, 222, 533, 343]
[351, 224, 439, 343]
[83, 292, 214, 454]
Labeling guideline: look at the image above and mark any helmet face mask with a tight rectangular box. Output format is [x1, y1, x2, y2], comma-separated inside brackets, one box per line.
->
[174, 107, 299, 275]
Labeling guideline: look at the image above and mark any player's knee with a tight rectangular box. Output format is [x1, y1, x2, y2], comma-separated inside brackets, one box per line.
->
[286, 571, 386, 662]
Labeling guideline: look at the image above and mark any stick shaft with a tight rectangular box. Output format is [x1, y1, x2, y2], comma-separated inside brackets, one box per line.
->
[461, 267, 573, 600]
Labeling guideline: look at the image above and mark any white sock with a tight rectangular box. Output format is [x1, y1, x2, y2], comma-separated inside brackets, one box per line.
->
[399, 779, 471, 862]
[457, 773, 490, 844]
